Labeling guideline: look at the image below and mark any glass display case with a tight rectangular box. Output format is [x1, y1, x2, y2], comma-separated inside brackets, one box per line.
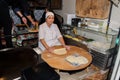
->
[16, 32, 38, 47]
[76, 27, 117, 49]
[13, 24, 38, 48]
[61, 24, 117, 51]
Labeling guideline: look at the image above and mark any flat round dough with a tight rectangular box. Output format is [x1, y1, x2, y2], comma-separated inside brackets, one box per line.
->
[53, 48, 67, 55]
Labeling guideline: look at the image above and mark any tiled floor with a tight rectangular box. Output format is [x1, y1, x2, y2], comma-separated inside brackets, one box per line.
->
[59, 65, 108, 80]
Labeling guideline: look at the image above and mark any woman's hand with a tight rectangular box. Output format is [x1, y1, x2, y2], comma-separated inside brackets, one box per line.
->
[21, 17, 27, 24]
[47, 47, 55, 53]
[31, 21, 36, 27]
[63, 45, 70, 50]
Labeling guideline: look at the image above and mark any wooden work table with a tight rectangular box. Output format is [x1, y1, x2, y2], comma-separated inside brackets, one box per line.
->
[41, 45, 92, 71]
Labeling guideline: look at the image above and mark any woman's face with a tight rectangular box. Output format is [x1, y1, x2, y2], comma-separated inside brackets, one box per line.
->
[46, 15, 54, 26]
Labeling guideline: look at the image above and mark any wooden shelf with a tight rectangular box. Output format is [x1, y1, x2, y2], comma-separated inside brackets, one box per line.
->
[76, 0, 111, 19]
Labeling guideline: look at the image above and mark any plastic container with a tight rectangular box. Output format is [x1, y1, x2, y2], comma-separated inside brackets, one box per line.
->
[78, 21, 81, 27]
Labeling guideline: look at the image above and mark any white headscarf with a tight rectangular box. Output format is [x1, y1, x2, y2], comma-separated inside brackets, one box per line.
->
[45, 12, 54, 18]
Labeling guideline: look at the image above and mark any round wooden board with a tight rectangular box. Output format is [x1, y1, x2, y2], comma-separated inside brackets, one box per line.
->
[41, 45, 92, 71]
